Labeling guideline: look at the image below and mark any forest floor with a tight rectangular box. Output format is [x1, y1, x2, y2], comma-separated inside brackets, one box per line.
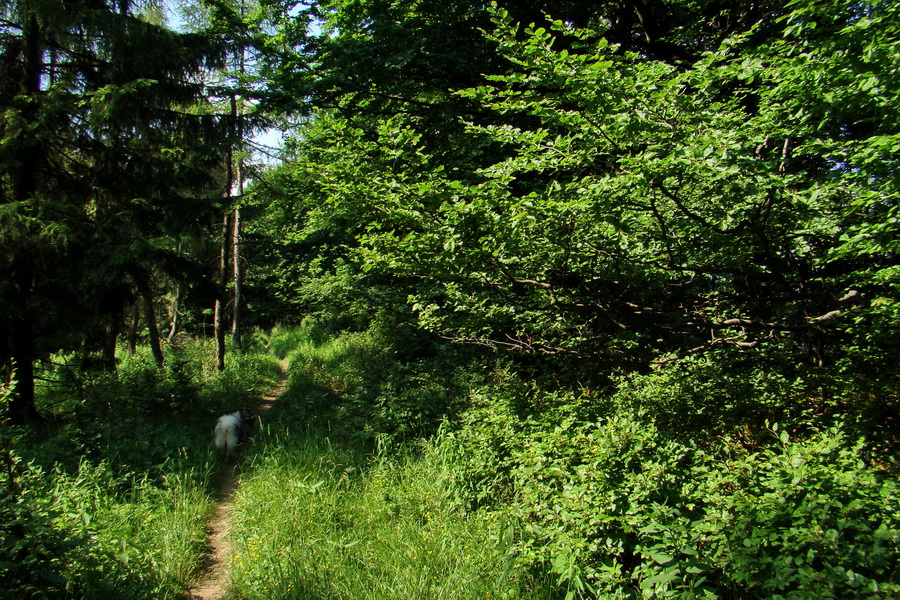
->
[188, 362, 288, 600]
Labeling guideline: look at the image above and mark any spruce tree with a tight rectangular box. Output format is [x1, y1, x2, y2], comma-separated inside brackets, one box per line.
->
[0, 0, 227, 422]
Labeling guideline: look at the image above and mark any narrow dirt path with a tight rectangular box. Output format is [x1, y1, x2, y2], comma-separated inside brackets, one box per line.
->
[188, 361, 288, 600]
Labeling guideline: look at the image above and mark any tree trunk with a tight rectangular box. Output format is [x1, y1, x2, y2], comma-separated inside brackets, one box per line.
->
[214, 209, 232, 372]
[7, 316, 40, 424]
[5, 15, 44, 424]
[167, 283, 180, 345]
[103, 320, 118, 371]
[128, 304, 140, 355]
[167, 242, 182, 345]
[230, 90, 244, 349]
[216, 86, 242, 369]
[231, 206, 242, 346]
[143, 293, 164, 368]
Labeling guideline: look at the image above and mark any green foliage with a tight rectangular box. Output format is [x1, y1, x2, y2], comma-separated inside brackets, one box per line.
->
[0, 457, 209, 600]
[448, 378, 899, 598]
[4, 0, 897, 596]
[0, 0, 230, 420]
[27, 340, 279, 476]
[269, 319, 471, 444]
[242, 120, 393, 329]
[707, 430, 899, 598]
[0, 377, 86, 599]
[0, 338, 278, 598]
[227, 397, 554, 600]
[0, 456, 90, 599]
[251, 326, 900, 598]
[260, 0, 900, 401]
[239, 0, 900, 598]
[609, 348, 885, 446]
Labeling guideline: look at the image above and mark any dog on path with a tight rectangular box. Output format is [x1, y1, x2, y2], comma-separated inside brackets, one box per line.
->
[213, 407, 257, 461]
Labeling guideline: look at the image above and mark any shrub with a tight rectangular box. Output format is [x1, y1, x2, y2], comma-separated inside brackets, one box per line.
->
[705, 427, 899, 599]
[270, 319, 471, 444]
[0, 450, 90, 599]
[450, 384, 900, 599]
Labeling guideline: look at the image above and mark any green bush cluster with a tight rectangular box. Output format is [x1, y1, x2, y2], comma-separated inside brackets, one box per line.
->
[446, 363, 900, 599]
[0, 453, 90, 600]
[269, 317, 471, 444]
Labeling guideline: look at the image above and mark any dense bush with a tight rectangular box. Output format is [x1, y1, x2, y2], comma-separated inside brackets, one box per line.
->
[709, 430, 898, 598]
[247, 1, 900, 592]
[266, 323, 899, 598]
[0, 453, 90, 599]
[446, 370, 900, 599]
[269, 318, 471, 444]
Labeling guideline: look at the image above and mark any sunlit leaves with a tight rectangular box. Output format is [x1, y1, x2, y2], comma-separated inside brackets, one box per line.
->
[267, 0, 900, 375]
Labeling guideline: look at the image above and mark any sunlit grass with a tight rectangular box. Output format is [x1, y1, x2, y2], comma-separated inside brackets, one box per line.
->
[228, 421, 551, 600]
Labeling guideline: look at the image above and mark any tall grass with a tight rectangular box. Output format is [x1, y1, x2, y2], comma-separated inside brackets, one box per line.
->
[228, 418, 552, 599]
[1, 336, 281, 598]
[13, 458, 213, 598]
[233, 321, 551, 599]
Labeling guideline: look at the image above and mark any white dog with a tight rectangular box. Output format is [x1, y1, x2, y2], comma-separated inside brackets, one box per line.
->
[214, 408, 255, 461]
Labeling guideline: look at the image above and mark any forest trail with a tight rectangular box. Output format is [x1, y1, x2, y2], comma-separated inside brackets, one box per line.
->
[188, 361, 289, 600]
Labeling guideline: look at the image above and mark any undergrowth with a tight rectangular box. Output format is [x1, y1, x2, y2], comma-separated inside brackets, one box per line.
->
[227, 400, 554, 599]
[268, 316, 471, 445]
[0, 336, 280, 599]
[259, 320, 899, 599]
[4, 318, 896, 599]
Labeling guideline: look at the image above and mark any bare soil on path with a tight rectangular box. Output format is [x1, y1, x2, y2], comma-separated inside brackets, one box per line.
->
[188, 362, 288, 600]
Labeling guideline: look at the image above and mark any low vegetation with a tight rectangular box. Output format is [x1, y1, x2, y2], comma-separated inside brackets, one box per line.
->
[2, 320, 897, 599]
[228, 421, 553, 599]
[229, 320, 897, 599]
[0, 338, 280, 599]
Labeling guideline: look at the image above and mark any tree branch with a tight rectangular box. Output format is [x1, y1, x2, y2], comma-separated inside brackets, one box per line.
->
[651, 333, 757, 365]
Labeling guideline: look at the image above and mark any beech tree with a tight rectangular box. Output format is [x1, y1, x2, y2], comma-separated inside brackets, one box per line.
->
[258, 0, 898, 389]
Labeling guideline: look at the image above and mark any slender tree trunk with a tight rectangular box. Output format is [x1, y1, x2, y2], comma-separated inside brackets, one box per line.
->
[5, 15, 44, 424]
[231, 207, 242, 346]
[229, 89, 245, 349]
[167, 241, 182, 345]
[143, 293, 164, 368]
[167, 283, 181, 345]
[231, 206, 242, 346]
[103, 320, 118, 371]
[216, 21, 248, 365]
[167, 296, 180, 345]
[214, 202, 232, 372]
[128, 304, 140, 355]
